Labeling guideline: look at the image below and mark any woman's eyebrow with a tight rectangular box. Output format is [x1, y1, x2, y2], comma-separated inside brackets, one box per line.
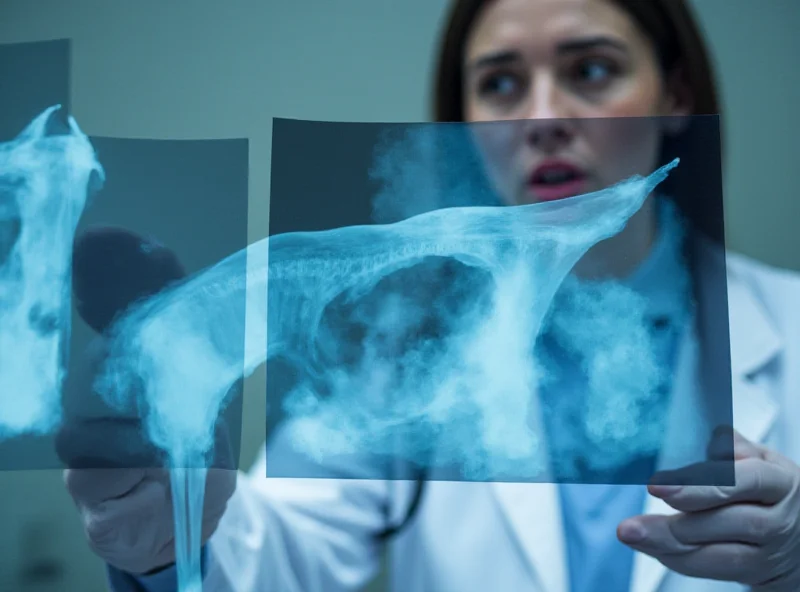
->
[467, 36, 629, 71]
[467, 50, 521, 72]
[555, 36, 629, 54]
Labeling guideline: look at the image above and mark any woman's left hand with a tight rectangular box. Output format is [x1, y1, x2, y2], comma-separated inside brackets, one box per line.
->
[617, 429, 800, 591]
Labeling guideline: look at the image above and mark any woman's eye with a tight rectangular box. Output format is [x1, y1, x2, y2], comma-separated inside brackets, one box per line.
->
[478, 73, 520, 98]
[572, 58, 619, 85]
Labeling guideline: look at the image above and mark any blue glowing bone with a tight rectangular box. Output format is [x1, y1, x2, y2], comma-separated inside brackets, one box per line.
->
[94, 158, 676, 592]
[96, 158, 679, 481]
[0, 106, 103, 438]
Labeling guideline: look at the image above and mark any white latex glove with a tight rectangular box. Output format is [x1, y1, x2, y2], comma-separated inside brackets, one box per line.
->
[57, 416, 237, 575]
[618, 428, 800, 591]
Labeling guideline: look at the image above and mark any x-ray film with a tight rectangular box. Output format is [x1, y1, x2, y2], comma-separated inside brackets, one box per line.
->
[0, 108, 731, 487]
[0, 107, 249, 473]
[0, 108, 731, 592]
[0, 102, 250, 592]
[264, 115, 733, 486]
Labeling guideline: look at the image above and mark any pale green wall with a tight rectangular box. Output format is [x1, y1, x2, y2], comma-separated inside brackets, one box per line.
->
[0, 1, 796, 590]
[688, 0, 800, 272]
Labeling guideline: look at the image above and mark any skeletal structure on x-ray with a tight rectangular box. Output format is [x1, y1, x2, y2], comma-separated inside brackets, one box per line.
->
[0, 104, 681, 480]
[95, 157, 679, 480]
[0, 106, 102, 439]
[0, 105, 679, 592]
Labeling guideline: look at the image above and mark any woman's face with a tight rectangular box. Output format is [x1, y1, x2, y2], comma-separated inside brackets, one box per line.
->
[463, 0, 691, 206]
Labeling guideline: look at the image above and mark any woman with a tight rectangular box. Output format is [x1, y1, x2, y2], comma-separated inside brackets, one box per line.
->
[63, 0, 800, 591]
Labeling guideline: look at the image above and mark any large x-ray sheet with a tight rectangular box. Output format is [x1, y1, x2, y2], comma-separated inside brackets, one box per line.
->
[0, 39, 72, 468]
[264, 115, 733, 485]
[0, 105, 249, 472]
[58, 135, 250, 473]
[0, 105, 730, 485]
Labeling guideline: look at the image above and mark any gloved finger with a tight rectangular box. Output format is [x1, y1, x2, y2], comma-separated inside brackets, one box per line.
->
[618, 513, 699, 554]
[649, 459, 734, 488]
[648, 457, 794, 512]
[665, 503, 781, 546]
[55, 416, 165, 469]
[86, 469, 236, 574]
[619, 514, 762, 584]
[655, 544, 761, 583]
[86, 476, 171, 546]
[707, 426, 768, 462]
[650, 426, 766, 486]
[63, 467, 147, 506]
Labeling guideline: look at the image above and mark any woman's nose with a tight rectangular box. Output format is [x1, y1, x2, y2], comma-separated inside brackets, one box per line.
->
[527, 75, 568, 120]
[522, 77, 576, 151]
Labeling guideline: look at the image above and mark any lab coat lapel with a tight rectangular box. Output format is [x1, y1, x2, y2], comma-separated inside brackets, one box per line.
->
[629, 322, 704, 592]
[490, 480, 569, 592]
[490, 390, 569, 592]
[629, 266, 782, 592]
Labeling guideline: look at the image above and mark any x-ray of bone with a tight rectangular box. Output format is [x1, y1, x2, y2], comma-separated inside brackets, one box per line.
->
[262, 116, 731, 485]
[0, 108, 730, 591]
[272, 160, 680, 483]
[0, 107, 731, 488]
[93, 115, 733, 488]
[0, 106, 103, 440]
[95, 151, 679, 481]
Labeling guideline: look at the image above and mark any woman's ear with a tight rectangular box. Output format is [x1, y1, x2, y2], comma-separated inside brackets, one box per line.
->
[662, 65, 694, 136]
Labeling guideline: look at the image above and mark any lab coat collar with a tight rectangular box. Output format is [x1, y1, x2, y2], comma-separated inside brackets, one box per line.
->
[490, 244, 783, 592]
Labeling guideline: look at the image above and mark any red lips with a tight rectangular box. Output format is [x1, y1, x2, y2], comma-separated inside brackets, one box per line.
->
[528, 159, 588, 202]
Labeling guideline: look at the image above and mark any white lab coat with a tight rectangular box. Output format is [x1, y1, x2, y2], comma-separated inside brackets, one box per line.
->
[203, 243, 800, 592]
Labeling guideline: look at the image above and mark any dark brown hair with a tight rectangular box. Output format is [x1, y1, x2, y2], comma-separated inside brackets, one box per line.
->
[430, 0, 725, 243]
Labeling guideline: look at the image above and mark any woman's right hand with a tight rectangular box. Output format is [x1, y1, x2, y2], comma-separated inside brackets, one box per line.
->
[56, 417, 237, 576]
